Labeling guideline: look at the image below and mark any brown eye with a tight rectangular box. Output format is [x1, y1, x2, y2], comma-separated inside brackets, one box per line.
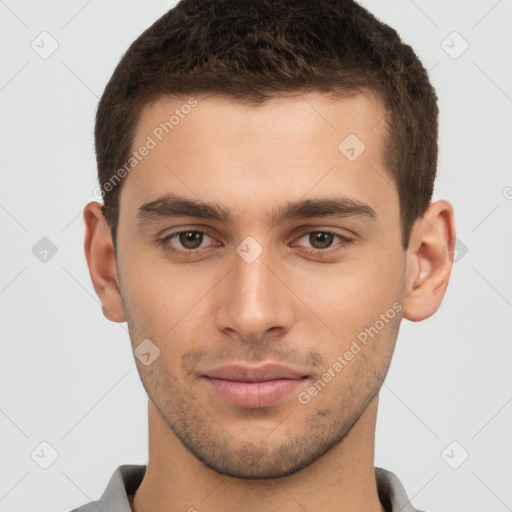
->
[307, 232, 336, 249]
[296, 230, 352, 252]
[178, 231, 204, 249]
[159, 229, 216, 253]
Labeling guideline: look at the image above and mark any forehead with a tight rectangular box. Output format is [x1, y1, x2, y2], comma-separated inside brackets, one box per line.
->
[120, 90, 394, 225]
[135, 90, 387, 146]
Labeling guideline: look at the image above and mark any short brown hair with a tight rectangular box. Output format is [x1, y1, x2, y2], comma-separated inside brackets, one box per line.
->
[95, 0, 438, 252]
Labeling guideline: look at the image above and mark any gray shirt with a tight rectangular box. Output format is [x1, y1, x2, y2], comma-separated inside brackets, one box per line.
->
[70, 464, 426, 512]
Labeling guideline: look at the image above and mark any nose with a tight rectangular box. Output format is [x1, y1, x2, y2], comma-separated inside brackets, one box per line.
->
[214, 242, 295, 343]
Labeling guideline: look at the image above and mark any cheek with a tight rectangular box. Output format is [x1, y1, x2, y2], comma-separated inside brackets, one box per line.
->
[123, 250, 201, 316]
[292, 245, 405, 349]
[121, 253, 223, 352]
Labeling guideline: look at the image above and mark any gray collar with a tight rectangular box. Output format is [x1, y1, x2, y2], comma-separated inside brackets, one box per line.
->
[71, 464, 424, 512]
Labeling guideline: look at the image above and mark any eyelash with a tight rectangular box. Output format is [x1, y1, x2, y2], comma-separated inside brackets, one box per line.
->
[157, 228, 355, 257]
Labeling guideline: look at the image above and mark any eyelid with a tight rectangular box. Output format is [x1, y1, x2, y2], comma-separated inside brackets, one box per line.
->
[294, 226, 354, 240]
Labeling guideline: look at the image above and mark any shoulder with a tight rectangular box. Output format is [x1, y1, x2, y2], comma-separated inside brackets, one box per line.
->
[375, 466, 428, 512]
[68, 464, 146, 512]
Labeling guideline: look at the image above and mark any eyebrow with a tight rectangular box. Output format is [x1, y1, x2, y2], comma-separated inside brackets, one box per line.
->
[136, 192, 377, 226]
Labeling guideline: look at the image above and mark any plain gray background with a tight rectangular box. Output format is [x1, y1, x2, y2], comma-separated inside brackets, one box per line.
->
[1, 1, 511, 511]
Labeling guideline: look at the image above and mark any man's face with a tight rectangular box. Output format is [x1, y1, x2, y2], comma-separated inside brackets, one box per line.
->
[115, 91, 406, 478]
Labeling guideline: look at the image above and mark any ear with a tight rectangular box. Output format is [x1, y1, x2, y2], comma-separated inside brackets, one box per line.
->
[402, 199, 455, 322]
[83, 201, 126, 323]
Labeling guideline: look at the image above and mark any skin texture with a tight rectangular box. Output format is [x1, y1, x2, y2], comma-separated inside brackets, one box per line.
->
[84, 91, 455, 512]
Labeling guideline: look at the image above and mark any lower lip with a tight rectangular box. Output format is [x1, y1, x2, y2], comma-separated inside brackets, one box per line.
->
[203, 377, 306, 408]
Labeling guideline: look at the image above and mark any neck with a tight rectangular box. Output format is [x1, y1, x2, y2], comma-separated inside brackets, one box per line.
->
[131, 394, 385, 512]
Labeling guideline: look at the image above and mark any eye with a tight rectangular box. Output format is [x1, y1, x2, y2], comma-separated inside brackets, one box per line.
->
[158, 228, 354, 258]
[158, 229, 218, 253]
[294, 230, 354, 253]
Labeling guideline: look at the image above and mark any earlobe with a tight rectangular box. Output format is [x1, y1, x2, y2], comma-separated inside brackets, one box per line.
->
[83, 201, 126, 323]
[403, 200, 455, 322]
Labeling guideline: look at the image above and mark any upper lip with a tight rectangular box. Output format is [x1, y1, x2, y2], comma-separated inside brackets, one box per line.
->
[203, 363, 308, 382]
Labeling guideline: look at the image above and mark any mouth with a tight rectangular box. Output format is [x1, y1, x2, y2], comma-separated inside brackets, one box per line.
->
[202, 363, 309, 408]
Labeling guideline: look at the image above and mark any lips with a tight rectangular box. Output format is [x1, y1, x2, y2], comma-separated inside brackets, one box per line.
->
[205, 363, 307, 382]
[202, 363, 309, 408]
